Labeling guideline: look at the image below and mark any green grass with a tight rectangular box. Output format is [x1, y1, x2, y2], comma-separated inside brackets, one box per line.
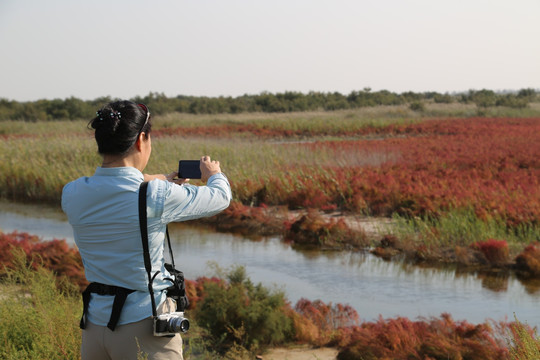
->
[0, 251, 82, 360]
[392, 208, 540, 252]
[0, 120, 88, 136]
[508, 314, 540, 360]
[0, 124, 386, 203]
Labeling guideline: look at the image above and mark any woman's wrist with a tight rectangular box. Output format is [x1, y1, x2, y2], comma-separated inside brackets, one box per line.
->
[143, 174, 167, 182]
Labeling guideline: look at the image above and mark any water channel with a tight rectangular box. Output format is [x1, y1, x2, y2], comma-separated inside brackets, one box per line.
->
[1, 201, 539, 328]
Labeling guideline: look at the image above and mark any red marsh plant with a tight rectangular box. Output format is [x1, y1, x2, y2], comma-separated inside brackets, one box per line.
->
[471, 239, 510, 266]
[0, 231, 87, 290]
[207, 200, 286, 236]
[515, 242, 540, 278]
[256, 117, 540, 229]
[292, 298, 360, 346]
[336, 313, 509, 360]
[284, 209, 367, 249]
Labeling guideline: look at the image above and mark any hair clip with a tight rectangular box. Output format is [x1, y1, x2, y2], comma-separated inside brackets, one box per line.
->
[110, 110, 122, 120]
[96, 110, 104, 121]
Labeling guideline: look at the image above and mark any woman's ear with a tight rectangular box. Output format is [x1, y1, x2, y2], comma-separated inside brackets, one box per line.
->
[135, 132, 146, 152]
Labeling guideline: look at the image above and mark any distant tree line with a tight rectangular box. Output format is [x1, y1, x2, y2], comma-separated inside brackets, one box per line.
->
[0, 88, 537, 121]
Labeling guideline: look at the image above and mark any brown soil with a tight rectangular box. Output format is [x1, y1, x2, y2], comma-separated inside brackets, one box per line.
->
[261, 346, 338, 360]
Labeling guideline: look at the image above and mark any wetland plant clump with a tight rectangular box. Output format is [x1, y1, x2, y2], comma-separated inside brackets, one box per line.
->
[515, 242, 540, 278]
[284, 209, 368, 250]
[471, 239, 510, 266]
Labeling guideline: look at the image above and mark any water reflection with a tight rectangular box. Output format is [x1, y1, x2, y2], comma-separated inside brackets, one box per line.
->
[1, 203, 539, 327]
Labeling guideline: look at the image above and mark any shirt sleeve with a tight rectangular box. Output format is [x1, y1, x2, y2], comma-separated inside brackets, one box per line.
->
[158, 173, 232, 223]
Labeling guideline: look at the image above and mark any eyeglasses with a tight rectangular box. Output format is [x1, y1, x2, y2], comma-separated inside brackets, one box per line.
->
[137, 103, 151, 133]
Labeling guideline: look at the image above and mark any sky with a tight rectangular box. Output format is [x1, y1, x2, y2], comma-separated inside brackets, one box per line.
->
[1, 0, 539, 101]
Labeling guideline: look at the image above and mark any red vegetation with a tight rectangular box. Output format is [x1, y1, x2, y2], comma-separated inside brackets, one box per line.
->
[286, 298, 512, 359]
[184, 276, 224, 310]
[284, 209, 366, 249]
[208, 201, 285, 236]
[237, 118, 540, 229]
[0, 231, 87, 289]
[472, 239, 510, 266]
[515, 242, 540, 278]
[336, 313, 509, 360]
[293, 298, 359, 346]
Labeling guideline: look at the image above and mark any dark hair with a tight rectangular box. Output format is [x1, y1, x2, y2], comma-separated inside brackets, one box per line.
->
[88, 100, 152, 155]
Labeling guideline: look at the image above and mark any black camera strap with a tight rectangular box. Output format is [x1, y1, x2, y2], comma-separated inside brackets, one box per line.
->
[139, 181, 187, 316]
[138, 181, 159, 317]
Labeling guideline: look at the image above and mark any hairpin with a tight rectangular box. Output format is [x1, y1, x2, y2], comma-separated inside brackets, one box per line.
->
[110, 110, 122, 120]
[96, 110, 104, 121]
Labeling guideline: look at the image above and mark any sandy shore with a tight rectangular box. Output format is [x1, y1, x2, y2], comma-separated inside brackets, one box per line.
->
[261, 346, 338, 360]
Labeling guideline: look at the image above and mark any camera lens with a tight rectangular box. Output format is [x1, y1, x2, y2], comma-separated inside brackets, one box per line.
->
[168, 317, 190, 333]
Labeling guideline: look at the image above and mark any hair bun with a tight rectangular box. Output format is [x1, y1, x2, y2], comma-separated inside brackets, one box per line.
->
[91, 108, 123, 131]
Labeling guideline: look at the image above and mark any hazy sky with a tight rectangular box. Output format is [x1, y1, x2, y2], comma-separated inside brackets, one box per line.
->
[1, 0, 539, 101]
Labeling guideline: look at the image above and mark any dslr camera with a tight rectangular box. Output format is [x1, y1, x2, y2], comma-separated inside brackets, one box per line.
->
[153, 312, 190, 336]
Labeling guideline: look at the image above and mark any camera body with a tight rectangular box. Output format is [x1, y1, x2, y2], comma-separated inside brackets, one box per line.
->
[153, 312, 190, 337]
[178, 160, 202, 179]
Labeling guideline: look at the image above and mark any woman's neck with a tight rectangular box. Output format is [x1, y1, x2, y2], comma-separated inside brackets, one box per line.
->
[101, 154, 137, 169]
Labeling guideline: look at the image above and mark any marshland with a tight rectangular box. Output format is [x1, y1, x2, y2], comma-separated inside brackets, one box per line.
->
[1, 90, 540, 359]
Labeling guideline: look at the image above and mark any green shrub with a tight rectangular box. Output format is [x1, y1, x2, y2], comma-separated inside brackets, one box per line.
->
[409, 101, 425, 112]
[193, 265, 293, 355]
[0, 250, 81, 359]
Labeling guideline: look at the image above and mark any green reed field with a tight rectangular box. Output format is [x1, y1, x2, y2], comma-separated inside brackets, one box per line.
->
[0, 105, 423, 203]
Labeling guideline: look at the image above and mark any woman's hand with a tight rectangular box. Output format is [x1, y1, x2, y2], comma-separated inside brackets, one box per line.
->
[144, 172, 190, 185]
[167, 171, 190, 185]
[200, 155, 221, 183]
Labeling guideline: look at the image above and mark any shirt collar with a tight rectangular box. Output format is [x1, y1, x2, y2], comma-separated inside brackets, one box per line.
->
[94, 166, 144, 180]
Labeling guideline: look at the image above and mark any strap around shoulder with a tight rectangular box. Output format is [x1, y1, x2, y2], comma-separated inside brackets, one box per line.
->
[138, 181, 157, 317]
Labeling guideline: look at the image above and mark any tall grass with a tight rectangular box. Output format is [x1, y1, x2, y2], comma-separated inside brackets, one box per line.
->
[153, 106, 421, 132]
[0, 250, 81, 360]
[0, 120, 88, 136]
[0, 134, 98, 202]
[508, 314, 540, 360]
[1, 126, 392, 204]
[392, 208, 540, 250]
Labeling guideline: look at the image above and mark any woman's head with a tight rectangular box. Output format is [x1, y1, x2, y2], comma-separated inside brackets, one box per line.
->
[89, 100, 152, 155]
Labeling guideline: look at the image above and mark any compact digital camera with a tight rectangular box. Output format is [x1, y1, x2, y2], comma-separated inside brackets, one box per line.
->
[153, 312, 190, 336]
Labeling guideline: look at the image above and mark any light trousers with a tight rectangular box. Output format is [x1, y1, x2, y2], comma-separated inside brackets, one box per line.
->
[81, 298, 183, 360]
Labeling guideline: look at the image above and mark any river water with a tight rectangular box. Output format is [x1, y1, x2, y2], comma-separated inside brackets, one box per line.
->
[1, 201, 539, 328]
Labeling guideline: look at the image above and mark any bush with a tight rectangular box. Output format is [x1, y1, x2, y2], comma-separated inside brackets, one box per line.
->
[0, 251, 81, 359]
[293, 298, 359, 346]
[284, 210, 367, 250]
[496, 94, 529, 109]
[0, 231, 87, 290]
[337, 313, 509, 360]
[193, 265, 293, 355]
[515, 243, 540, 278]
[471, 239, 510, 266]
[409, 101, 425, 112]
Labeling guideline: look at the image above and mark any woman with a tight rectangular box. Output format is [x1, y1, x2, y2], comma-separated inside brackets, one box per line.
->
[62, 100, 231, 359]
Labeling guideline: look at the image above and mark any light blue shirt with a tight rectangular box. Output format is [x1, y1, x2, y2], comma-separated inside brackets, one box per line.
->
[61, 166, 231, 326]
